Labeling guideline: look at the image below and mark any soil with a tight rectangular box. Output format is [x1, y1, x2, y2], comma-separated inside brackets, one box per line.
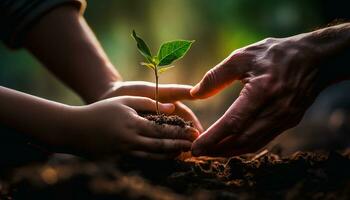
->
[0, 149, 349, 200]
[140, 113, 193, 128]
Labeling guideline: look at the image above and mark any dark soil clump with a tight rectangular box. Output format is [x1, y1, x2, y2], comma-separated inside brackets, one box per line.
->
[1, 150, 350, 200]
[140, 113, 193, 128]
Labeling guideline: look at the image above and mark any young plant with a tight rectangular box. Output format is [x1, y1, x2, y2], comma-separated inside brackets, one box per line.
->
[132, 30, 194, 114]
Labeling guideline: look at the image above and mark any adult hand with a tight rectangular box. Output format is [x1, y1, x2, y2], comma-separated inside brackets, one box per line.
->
[191, 34, 329, 157]
[99, 81, 203, 132]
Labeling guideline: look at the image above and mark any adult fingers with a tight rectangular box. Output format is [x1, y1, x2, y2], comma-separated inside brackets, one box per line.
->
[190, 52, 247, 99]
[121, 96, 175, 114]
[173, 102, 204, 132]
[221, 97, 307, 156]
[227, 95, 307, 155]
[210, 110, 295, 157]
[191, 80, 269, 156]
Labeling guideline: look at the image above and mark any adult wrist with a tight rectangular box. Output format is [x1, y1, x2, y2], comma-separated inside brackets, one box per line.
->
[300, 23, 350, 87]
[309, 23, 350, 55]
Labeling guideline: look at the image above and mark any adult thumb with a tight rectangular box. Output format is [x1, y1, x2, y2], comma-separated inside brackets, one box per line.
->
[190, 62, 239, 99]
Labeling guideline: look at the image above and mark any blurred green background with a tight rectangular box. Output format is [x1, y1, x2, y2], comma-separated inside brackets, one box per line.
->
[1, 0, 349, 153]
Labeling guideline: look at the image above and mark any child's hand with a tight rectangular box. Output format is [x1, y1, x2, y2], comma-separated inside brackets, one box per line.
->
[62, 96, 199, 159]
[99, 81, 203, 132]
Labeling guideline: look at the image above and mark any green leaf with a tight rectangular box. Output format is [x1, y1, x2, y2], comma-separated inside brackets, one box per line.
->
[158, 66, 175, 74]
[157, 40, 194, 66]
[132, 30, 153, 63]
[140, 62, 155, 71]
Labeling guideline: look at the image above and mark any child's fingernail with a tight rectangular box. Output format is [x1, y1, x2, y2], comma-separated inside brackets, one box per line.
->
[190, 84, 200, 96]
[187, 127, 199, 140]
[162, 103, 175, 109]
[192, 148, 203, 156]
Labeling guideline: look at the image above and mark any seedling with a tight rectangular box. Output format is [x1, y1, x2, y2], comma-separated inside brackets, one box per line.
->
[132, 30, 194, 114]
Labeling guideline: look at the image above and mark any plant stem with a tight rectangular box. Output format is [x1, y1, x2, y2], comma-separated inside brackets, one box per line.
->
[154, 68, 159, 115]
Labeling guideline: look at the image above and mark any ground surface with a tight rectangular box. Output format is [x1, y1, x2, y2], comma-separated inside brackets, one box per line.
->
[0, 149, 349, 200]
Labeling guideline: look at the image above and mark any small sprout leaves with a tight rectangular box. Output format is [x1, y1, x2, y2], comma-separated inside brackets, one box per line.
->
[132, 30, 194, 114]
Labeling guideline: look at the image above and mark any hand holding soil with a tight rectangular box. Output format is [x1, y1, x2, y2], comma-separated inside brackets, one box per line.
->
[191, 23, 350, 157]
[62, 96, 199, 159]
[99, 81, 203, 132]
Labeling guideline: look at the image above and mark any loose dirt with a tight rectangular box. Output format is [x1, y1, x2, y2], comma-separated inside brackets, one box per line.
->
[0, 150, 349, 200]
[140, 113, 193, 128]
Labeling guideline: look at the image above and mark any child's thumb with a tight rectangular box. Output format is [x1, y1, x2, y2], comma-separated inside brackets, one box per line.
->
[124, 96, 175, 114]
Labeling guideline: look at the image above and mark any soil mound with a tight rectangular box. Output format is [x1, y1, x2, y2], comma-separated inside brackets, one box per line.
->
[1, 150, 349, 200]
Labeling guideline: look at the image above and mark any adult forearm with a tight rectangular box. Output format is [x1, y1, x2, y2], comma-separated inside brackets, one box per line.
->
[0, 86, 71, 146]
[24, 5, 121, 103]
[307, 23, 350, 55]
[300, 23, 350, 85]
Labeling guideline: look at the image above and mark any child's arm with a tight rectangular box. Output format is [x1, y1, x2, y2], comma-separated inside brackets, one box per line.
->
[23, 4, 193, 102]
[23, 3, 202, 130]
[24, 4, 121, 104]
[0, 86, 198, 158]
[0, 86, 72, 148]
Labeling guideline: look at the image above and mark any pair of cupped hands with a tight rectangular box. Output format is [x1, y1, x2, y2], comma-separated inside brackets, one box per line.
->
[77, 33, 328, 160]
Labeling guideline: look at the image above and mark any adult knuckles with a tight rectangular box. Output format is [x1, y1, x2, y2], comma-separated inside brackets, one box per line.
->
[267, 42, 285, 55]
[262, 37, 279, 45]
[255, 76, 273, 91]
[203, 69, 220, 87]
[248, 75, 276, 97]
[253, 74, 295, 97]
[243, 37, 278, 53]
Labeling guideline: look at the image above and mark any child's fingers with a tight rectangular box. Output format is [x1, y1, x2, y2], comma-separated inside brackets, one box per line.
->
[108, 81, 194, 102]
[135, 136, 192, 153]
[138, 118, 199, 141]
[129, 151, 178, 160]
[122, 96, 175, 114]
[157, 84, 194, 102]
[173, 102, 204, 133]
